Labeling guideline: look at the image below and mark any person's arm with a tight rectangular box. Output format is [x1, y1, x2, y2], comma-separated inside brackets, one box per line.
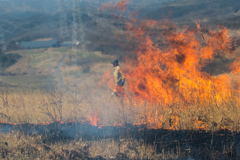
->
[113, 67, 119, 83]
[120, 69, 124, 80]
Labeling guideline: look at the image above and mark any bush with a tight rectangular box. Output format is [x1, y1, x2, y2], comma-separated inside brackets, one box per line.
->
[0, 53, 21, 69]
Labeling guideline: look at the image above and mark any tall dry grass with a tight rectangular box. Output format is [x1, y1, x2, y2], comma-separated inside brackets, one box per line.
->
[0, 87, 86, 124]
[0, 132, 164, 159]
[0, 82, 239, 132]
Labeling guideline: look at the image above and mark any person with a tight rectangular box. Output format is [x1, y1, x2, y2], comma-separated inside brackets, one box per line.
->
[111, 59, 125, 96]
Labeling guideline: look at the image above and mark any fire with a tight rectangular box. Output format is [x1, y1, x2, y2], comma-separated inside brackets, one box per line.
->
[124, 21, 234, 105]
[99, 0, 129, 12]
[231, 58, 240, 74]
[99, 0, 130, 18]
[87, 112, 99, 126]
[99, 0, 240, 130]
[0, 121, 17, 125]
[196, 120, 208, 130]
[101, 0, 238, 105]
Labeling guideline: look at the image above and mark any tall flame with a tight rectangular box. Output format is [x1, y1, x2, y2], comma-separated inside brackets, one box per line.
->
[99, 0, 240, 130]
[87, 112, 99, 126]
[123, 19, 236, 105]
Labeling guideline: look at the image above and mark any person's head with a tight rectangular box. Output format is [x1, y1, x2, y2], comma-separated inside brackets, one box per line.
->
[111, 60, 119, 67]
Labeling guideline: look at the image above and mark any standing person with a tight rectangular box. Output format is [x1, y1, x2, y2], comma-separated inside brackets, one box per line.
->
[111, 60, 125, 96]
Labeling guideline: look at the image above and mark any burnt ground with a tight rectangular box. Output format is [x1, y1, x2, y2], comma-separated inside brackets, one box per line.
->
[0, 122, 239, 160]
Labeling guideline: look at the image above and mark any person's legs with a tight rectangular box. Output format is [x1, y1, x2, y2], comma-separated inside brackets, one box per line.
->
[117, 80, 124, 87]
[116, 86, 126, 98]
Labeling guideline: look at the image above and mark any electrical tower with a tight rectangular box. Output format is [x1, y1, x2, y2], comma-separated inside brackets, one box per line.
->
[77, 0, 86, 51]
[58, 0, 69, 40]
[22, 1, 26, 12]
[71, 0, 78, 65]
[0, 28, 6, 51]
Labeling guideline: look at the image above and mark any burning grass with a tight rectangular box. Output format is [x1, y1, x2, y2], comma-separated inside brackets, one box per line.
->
[0, 44, 240, 158]
[0, 84, 239, 131]
[1, 1, 240, 159]
[98, 0, 240, 131]
[121, 20, 238, 105]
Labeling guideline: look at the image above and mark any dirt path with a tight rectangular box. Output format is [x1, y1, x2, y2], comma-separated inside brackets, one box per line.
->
[57, 52, 66, 90]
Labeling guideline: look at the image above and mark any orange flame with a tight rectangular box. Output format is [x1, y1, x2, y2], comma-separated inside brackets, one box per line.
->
[99, 0, 240, 130]
[124, 20, 234, 105]
[196, 120, 208, 130]
[87, 112, 99, 126]
[99, 0, 130, 18]
[99, 0, 129, 12]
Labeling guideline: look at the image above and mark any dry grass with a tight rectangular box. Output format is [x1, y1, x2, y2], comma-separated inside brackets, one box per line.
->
[0, 51, 239, 130]
[0, 89, 87, 124]
[0, 132, 164, 160]
[0, 81, 239, 132]
[4, 57, 32, 75]
[1, 45, 240, 159]
[0, 85, 138, 126]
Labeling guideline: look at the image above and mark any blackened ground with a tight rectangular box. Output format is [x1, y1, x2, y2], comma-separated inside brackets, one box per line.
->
[0, 122, 239, 160]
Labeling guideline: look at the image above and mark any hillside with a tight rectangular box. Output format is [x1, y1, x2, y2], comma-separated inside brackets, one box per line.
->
[1, 0, 240, 89]
[141, 0, 240, 28]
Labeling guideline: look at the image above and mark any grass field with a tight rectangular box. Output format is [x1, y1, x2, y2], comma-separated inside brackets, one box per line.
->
[1, 4, 240, 158]
[0, 131, 164, 159]
[0, 85, 239, 159]
[0, 75, 56, 89]
[1, 47, 114, 90]
[2, 0, 240, 159]
[0, 43, 240, 159]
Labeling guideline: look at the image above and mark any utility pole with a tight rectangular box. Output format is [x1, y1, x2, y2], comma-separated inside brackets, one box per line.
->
[44, 3, 48, 13]
[71, 0, 78, 65]
[11, 0, 14, 8]
[58, 0, 69, 40]
[77, 0, 86, 51]
[58, 0, 64, 39]
[0, 28, 6, 51]
[22, 1, 26, 12]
